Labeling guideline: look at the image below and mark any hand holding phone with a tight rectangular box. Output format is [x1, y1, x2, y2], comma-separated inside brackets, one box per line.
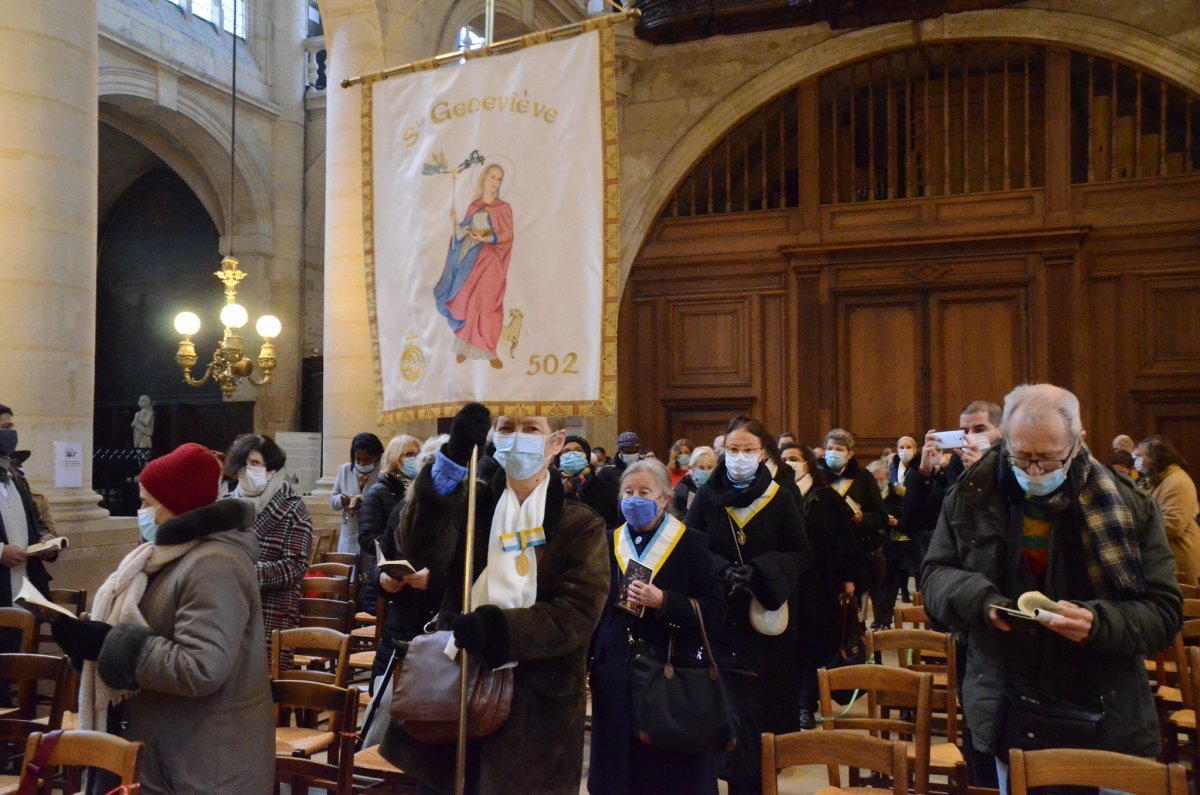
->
[930, 430, 966, 450]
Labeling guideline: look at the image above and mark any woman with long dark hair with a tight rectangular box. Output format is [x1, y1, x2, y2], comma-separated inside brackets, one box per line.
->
[685, 415, 811, 794]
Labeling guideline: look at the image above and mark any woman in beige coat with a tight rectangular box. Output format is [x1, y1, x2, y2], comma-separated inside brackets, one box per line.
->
[1137, 435, 1200, 586]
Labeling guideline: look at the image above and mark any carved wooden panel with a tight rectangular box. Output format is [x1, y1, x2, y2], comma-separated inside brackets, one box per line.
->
[929, 289, 1029, 424]
[1136, 392, 1200, 485]
[1140, 277, 1200, 376]
[837, 296, 925, 445]
[668, 300, 751, 388]
[664, 399, 757, 456]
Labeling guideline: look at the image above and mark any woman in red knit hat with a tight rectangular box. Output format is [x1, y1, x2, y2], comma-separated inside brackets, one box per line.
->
[51, 442, 274, 794]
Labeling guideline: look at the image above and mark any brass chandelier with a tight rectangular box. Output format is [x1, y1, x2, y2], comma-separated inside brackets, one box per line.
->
[172, 1, 280, 399]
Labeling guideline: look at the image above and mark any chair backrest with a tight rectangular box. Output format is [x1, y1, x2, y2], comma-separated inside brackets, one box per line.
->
[271, 679, 357, 766]
[302, 575, 352, 601]
[762, 729, 908, 795]
[1009, 748, 1187, 795]
[911, 592, 924, 607]
[1163, 617, 1200, 706]
[298, 597, 355, 633]
[321, 552, 358, 567]
[819, 664, 932, 794]
[271, 627, 350, 686]
[866, 628, 958, 743]
[0, 654, 73, 724]
[308, 563, 358, 601]
[310, 532, 333, 563]
[1179, 583, 1200, 599]
[0, 608, 38, 653]
[20, 730, 143, 794]
[893, 604, 933, 631]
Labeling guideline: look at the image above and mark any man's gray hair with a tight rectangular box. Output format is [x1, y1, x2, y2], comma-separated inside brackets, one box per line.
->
[1001, 384, 1083, 439]
[619, 458, 673, 501]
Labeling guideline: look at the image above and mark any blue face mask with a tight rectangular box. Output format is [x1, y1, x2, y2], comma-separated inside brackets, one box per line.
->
[559, 451, 588, 476]
[137, 506, 158, 543]
[493, 432, 549, 481]
[1011, 465, 1068, 498]
[402, 458, 419, 479]
[621, 496, 661, 530]
[824, 450, 847, 471]
[692, 469, 711, 487]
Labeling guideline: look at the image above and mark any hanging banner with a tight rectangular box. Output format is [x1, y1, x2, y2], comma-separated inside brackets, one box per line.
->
[363, 26, 619, 422]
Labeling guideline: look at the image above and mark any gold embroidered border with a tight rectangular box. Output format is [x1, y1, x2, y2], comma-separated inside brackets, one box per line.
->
[361, 19, 623, 423]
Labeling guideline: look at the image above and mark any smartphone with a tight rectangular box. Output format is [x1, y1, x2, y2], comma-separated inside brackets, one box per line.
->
[931, 430, 966, 450]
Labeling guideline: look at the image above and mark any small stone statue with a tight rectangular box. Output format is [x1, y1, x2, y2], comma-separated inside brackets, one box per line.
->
[131, 395, 155, 449]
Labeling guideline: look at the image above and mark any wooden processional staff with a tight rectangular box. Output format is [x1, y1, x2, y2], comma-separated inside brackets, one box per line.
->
[455, 446, 479, 795]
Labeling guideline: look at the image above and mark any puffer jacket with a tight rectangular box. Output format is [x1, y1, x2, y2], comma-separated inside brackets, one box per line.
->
[920, 448, 1181, 758]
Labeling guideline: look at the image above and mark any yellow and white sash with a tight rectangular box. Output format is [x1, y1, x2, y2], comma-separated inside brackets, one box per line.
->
[725, 480, 780, 529]
[833, 478, 853, 498]
[614, 513, 686, 579]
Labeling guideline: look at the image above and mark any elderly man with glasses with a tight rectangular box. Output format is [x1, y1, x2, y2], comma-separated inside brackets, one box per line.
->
[921, 383, 1181, 794]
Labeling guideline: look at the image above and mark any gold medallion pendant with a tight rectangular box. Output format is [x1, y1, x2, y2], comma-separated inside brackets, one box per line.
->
[515, 552, 530, 576]
[737, 529, 747, 546]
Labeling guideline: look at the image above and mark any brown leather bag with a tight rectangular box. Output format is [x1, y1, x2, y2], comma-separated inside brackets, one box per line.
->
[390, 630, 514, 744]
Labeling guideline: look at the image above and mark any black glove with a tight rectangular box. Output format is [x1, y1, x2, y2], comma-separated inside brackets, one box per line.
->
[52, 619, 111, 666]
[450, 611, 487, 653]
[722, 564, 754, 598]
[446, 403, 491, 466]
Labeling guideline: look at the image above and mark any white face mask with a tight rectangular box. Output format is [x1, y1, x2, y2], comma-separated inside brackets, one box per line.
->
[239, 465, 270, 496]
[786, 460, 806, 482]
[967, 432, 992, 452]
[898, 449, 914, 464]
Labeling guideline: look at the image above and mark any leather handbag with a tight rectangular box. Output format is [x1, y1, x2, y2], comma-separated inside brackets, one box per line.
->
[17, 730, 63, 795]
[822, 592, 866, 702]
[390, 629, 514, 744]
[629, 597, 736, 755]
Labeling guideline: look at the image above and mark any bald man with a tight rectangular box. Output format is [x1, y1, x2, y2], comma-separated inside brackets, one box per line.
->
[921, 384, 1181, 790]
[1113, 434, 1136, 454]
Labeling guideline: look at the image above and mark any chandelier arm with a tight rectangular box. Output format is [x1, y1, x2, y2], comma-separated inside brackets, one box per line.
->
[181, 361, 216, 388]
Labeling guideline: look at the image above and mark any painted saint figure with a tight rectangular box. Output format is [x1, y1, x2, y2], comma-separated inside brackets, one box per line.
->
[432, 163, 513, 369]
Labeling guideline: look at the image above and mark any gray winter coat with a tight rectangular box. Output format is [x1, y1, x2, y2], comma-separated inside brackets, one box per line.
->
[920, 448, 1181, 758]
[96, 499, 275, 795]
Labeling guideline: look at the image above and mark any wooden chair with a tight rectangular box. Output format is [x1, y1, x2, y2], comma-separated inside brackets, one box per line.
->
[867, 629, 965, 795]
[272, 679, 357, 764]
[302, 575, 353, 602]
[299, 597, 356, 633]
[819, 664, 933, 795]
[893, 605, 934, 632]
[0, 655, 72, 726]
[1008, 747, 1187, 795]
[351, 745, 419, 794]
[322, 551, 359, 567]
[1163, 645, 1200, 771]
[762, 728, 908, 795]
[309, 562, 359, 602]
[18, 730, 142, 795]
[271, 627, 351, 687]
[0, 609, 37, 655]
[911, 592, 924, 607]
[348, 595, 388, 685]
[273, 682, 357, 795]
[34, 590, 86, 653]
[1179, 583, 1200, 599]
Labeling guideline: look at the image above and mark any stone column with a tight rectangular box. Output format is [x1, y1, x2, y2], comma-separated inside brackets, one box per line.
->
[0, 0, 105, 523]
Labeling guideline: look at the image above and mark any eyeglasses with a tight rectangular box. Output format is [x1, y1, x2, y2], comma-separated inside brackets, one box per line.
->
[1006, 437, 1079, 474]
[725, 447, 762, 457]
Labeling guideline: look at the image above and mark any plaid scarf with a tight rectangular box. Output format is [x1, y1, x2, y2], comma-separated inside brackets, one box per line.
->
[1060, 452, 1145, 595]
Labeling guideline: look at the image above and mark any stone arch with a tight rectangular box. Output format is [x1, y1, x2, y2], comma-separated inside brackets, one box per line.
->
[619, 8, 1200, 291]
[98, 65, 274, 245]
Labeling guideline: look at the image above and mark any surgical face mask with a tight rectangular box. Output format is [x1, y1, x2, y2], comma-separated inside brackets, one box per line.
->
[676, 455, 691, 469]
[559, 451, 588, 476]
[238, 465, 269, 496]
[0, 430, 16, 459]
[824, 450, 847, 471]
[786, 460, 806, 481]
[725, 452, 760, 483]
[137, 506, 159, 543]
[967, 432, 992, 452]
[402, 458, 419, 479]
[619, 452, 640, 466]
[1011, 464, 1068, 498]
[493, 432, 549, 481]
[692, 469, 712, 487]
[355, 462, 377, 475]
[621, 496, 661, 530]
[898, 449, 914, 464]
[1133, 454, 1146, 474]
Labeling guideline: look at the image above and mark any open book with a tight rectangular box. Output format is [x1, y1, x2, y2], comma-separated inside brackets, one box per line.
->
[26, 536, 67, 557]
[993, 591, 1062, 625]
[374, 539, 417, 578]
[14, 577, 78, 624]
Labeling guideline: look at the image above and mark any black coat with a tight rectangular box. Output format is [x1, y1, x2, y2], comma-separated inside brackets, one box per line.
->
[684, 460, 812, 782]
[588, 524, 725, 795]
[902, 455, 965, 562]
[563, 468, 620, 530]
[671, 474, 698, 518]
[820, 457, 889, 554]
[0, 468, 51, 605]
[359, 473, 410, 611]
[372, 498, 441, 658]
[799, 484, 867, 644]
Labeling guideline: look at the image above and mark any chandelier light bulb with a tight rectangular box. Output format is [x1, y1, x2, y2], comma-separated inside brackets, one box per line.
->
[174, 311, 201, 336]
[220, 303, 249, 329]
[256, 314, 282, 339]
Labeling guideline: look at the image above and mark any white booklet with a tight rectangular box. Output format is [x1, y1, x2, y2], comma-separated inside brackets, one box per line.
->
[993, 591, 1062, 625]
[26, 536, 67, 557]
[14, 577, 78, 624]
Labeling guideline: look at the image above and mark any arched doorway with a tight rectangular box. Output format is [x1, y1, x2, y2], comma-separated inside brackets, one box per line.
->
[619, 42, 1200, 464]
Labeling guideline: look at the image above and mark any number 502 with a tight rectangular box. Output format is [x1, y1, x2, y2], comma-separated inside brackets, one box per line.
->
[526, 353, 579, 376]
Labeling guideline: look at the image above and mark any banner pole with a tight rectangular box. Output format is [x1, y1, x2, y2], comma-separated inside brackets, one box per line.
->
[485, 0, 495, 45]
[454, 446, 479, 795]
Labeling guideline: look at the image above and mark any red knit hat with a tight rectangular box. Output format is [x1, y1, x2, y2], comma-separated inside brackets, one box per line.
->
[139, 443, 220, 516]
